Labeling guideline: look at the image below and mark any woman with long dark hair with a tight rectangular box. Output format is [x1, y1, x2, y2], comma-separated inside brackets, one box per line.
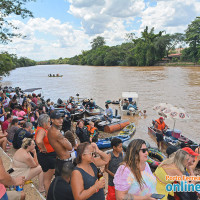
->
[114, 139, 157, 200]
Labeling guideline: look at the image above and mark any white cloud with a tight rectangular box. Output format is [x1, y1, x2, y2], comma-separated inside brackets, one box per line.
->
[1, 0, 200, 60]
[140, 0, 200, 34]
[1, 17, 91, 61]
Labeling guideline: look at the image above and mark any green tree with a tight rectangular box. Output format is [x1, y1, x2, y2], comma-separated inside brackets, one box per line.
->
[0, 0, 35, 44]
[0, 52, 14, 76]
[91, 36, 105, 50]
[185, 17, 200, 62]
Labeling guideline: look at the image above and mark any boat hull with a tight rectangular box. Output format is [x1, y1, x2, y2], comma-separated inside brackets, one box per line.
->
[97, 135, 130, 149]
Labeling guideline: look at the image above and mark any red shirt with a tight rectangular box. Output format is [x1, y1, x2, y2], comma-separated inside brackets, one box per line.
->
[2, 120, 9, 132]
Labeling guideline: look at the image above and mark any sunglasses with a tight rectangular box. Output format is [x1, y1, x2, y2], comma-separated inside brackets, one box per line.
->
[84, 152, 96, 157]
[140, 148, 148, 153]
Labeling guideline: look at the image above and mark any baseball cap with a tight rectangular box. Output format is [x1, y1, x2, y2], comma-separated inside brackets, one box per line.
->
[182, 147, 199, 156]
[50, 111, 62, 119]
[159, 117, 164, 120]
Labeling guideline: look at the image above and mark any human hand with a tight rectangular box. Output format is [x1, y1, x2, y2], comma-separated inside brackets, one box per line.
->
[14, 176, 25, 186]
[94, 177, 105, 190]
[91, 142, 99, 153]
[31, 149, 36, 154]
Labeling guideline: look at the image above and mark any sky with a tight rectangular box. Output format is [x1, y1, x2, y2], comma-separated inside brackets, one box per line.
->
[1, 0, 200, 61]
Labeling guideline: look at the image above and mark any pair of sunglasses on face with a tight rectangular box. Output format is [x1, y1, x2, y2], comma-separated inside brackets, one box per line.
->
[140, 148, 148, 153]
[84, 152, 96, 157]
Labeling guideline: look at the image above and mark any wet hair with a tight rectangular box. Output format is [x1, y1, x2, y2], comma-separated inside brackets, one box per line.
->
[61, 162, 75, 178]
[76, 142, 91, 164]
[21, 138, 33, 149]
[123, 139, 146, 189]
[11, 118, 19, 126]
[111, 138, 122, 148]
[64, 131, 76, 147]
[38, 114, 49, 127]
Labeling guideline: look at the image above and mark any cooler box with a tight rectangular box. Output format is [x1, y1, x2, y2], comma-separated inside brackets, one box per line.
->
[165, 129, 172, 137]
[172, 129, 181, 139]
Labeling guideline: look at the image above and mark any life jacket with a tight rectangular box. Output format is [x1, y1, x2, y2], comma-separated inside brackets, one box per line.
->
[87, 125, 97, 136]
[155, 119, 166, 131]
[35, 127, 54, 153]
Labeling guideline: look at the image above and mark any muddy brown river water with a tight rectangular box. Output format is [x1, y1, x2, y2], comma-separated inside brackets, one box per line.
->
[1, 65, 200, 147]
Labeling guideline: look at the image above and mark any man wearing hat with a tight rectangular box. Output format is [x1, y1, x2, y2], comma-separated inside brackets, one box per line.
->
[154, 117, 168, 150]
[48, 111, 72, 177]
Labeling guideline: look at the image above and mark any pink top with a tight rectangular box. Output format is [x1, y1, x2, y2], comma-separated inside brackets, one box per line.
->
[0, 184, 6, 198]
[113, 163, 156, 196]
[16, 111, 26, 120]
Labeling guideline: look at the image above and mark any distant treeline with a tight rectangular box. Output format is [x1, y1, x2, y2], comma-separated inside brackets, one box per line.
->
[0, 52, 36, 76]
[39, 17, 200, 67]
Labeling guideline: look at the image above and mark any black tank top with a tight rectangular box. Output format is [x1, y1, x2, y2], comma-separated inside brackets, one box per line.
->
[74, 163, 105, 200]
[108, 152, 123, 186]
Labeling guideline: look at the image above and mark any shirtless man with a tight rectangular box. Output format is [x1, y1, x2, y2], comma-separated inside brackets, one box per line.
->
[48, 111, 72, 176]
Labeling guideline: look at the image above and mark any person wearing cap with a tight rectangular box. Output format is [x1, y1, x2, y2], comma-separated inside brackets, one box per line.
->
[154, 117, 168, 150]
[48, 111, 72, 177]
[182, 147, 200, 173]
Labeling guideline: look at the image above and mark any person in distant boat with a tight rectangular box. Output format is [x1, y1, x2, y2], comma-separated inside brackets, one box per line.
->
[104, 104, 113, 123]
[154, 117, 168, 150]
[127, 101, 137, 110]
[122, 99, 129, 110]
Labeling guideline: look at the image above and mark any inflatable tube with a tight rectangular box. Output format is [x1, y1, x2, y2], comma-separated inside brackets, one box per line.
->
[147, 148, 166, 169]
[104, 120, 130, 133]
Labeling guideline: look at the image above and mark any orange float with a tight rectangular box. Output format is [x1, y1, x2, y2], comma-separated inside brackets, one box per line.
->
[104, 120, 130, 133]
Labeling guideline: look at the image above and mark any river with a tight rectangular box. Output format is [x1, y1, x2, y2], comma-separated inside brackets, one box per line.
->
[1, 65, 200, 146]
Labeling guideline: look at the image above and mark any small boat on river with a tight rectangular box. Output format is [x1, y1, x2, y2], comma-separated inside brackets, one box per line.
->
[96, 135, 130, 149]
[48, 74, 63, 77]
[119, 123, 136, 137]
[120, 92, 139, 116]
[148, 126, 198, 150]
[85, 105, 104, 116]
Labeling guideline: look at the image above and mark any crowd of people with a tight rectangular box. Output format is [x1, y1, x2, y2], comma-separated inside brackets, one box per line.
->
[0, 88, 200, 200]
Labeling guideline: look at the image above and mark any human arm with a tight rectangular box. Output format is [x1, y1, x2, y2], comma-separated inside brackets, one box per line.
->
[35, 129, 47, 153]
[0, 157, 25, 186]
[0, 108, 5, 117]
[71, 170, 105, 200]
[22, 151, 38, 168]
[105, 154, 115, 177]
[57, 133, 72, 151]
[91, 143, 109, 167]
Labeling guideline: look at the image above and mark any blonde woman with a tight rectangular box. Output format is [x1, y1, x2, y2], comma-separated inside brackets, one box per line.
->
[154, 149, 190, 200]
[11, 138, 45, 193]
